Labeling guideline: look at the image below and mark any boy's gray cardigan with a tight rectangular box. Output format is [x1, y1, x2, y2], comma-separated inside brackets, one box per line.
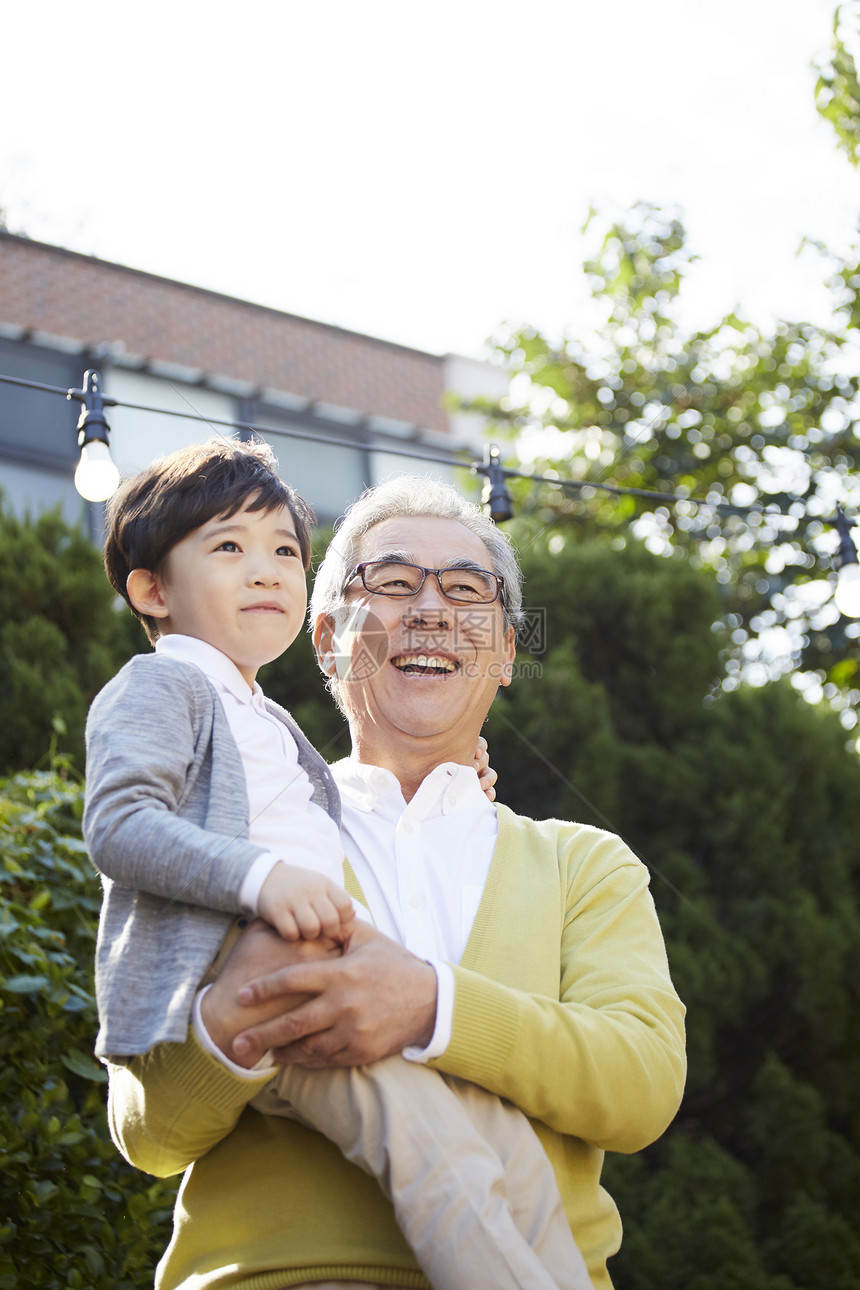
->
[84, 652, 341, 1061]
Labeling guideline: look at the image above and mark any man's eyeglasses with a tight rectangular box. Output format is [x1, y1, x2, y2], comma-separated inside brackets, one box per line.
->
[347, 560, 505, 606]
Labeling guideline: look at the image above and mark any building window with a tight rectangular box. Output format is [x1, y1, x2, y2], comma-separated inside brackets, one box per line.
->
[104, 369, 238, 478]
[0, 338, 93, 530]
[250, 402, 371, 526]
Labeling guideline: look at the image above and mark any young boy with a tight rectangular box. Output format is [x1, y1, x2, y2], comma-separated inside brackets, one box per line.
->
[84, 437, 592, 1290]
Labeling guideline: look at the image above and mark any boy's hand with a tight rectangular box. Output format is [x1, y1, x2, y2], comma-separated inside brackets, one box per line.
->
[473, 735, 497, 802]
[258, 862, 356, 943]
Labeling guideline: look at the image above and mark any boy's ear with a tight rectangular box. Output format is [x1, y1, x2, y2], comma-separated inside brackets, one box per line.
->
[126, 569, 170, 619]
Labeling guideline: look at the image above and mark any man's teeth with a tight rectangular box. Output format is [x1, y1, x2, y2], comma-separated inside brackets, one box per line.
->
[392, 654, 456, 673]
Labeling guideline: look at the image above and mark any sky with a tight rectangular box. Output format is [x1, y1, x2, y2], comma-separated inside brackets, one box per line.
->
[3, 0, 860, 359]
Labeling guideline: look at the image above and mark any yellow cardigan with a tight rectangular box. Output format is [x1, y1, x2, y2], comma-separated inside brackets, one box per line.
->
[108, 806, 686, 1289]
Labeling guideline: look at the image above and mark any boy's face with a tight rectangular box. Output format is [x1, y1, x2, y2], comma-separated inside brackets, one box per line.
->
[147, 502, 308, 686]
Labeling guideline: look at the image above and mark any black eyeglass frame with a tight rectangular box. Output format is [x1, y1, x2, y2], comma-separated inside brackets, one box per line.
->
[347, 560, 506, 607]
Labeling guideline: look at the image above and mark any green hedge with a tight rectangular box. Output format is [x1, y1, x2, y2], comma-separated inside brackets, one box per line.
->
[0, 766, 176, 1287]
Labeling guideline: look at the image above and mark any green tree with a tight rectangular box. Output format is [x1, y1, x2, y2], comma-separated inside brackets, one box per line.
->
[0, 498, 145, 775]
[467, 4, 860, 711]
[476, 201, 860, 710]
[816, 2, 860, 166]
[485, 531, 860, 1288]
[471, 23, 860, 1272]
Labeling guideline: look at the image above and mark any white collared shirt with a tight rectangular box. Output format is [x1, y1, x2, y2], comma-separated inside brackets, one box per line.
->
[331, 756, 497, 966]
[154, 635, 344, 907]
[331, 756, 497, 1062]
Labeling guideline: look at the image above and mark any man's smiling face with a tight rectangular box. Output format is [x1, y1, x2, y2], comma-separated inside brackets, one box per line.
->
[314, 516, 515, 765]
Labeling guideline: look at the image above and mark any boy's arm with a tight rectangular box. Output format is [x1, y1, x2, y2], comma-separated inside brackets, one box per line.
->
[85, 659, 264, 912]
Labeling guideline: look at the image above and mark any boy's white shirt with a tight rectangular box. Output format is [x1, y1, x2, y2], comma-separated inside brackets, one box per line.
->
[155, 634, 343, 903]
[155, 634, 496, 1076]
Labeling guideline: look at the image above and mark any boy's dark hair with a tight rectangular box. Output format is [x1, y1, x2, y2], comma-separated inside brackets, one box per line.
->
[104, 436, 315, 644]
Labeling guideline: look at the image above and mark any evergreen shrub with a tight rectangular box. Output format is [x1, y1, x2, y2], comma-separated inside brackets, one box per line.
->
[0, 766, 176, 1287]
[0, 498, 145, 776]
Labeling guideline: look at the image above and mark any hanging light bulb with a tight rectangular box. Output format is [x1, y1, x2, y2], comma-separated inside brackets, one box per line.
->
[833, 507, 860, 618]
[75, 439, 120, 502]
[477, 443, 514, 523]
[69, 370, 120, 502]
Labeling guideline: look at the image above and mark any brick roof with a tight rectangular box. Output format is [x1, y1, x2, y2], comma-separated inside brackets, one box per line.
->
[0, 232, 448, 433]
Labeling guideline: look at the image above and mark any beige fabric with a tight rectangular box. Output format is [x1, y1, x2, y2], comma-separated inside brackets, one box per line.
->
[253, 1059, 593, 1290]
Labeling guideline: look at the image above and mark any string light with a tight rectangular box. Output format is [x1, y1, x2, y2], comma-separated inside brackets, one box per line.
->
[68, 371, 120, 502]
[475, 443, 514, 523]
[2, 369, 859, 615]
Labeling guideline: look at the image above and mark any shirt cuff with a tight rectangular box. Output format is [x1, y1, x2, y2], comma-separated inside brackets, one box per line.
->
[193, 985, 278, 1079]
[402, 960, 453, 1063]
[239, 853, 282, 915]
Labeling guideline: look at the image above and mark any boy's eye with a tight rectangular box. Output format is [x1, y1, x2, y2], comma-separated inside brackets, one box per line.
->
[215, 540, 241, 552]
[276, 545, 300, 558]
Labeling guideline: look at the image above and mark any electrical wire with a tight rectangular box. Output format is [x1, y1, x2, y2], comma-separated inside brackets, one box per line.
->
[0, 370, 471, 469]
[0, 368, 850, 531]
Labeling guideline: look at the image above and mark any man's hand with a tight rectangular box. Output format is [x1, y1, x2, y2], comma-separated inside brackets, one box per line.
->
[257, 861, 356, 942]
[231, 920, 438, 1069]
[474, 735, 497, 802]
[200, 919, 341, 1067]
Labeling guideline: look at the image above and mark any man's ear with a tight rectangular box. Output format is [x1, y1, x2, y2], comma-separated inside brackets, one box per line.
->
[313, 613, 338, 676]
[126, 569, 170, 620]
[498, 624, 516, 689]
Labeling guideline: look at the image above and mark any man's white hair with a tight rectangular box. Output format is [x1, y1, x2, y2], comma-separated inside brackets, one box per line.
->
[310, 474, 525, 632]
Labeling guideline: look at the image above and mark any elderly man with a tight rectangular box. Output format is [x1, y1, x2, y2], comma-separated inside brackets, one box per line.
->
[108, 476, 686, 1290]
